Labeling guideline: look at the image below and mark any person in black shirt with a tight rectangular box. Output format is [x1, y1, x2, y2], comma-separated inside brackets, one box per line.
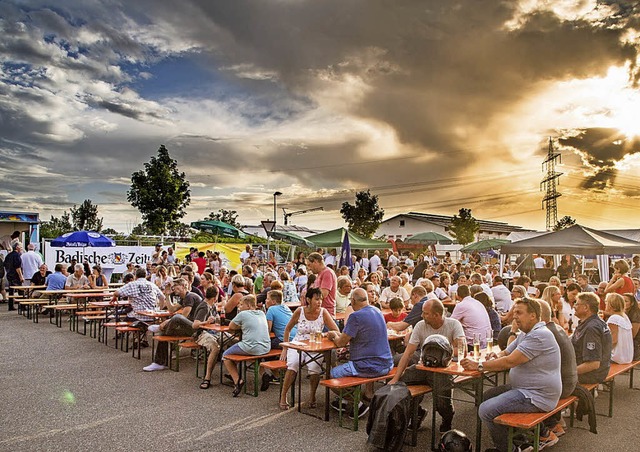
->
[4, 242, 24, 311]
[571, 292, 612, 384]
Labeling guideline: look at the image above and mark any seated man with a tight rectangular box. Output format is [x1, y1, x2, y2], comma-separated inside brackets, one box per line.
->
[65, 263, 90, 290]
[387, 285, 429, 332]
[379, 275, 410, 309]
[572, 292, 612, 384]
[326, 287, 394, 416]
[222, 295, 271, 397]
[143, 277, 203, 372]
[261, 289, 295, 391]
[461, 298, 562, 452]
[389, 299, 465, 432]
[451, 284, 492, 349]
[41, 263, 68, 296]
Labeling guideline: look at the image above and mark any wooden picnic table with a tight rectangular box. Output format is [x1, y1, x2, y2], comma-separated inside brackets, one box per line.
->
[280, 337, 338, 420]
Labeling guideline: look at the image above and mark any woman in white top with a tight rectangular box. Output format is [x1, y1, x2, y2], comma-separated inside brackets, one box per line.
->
[279, 288, 339, 410]
[605, 293, 634, 364]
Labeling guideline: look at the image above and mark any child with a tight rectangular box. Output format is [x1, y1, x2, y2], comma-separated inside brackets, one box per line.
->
[384, 297, 408, 323]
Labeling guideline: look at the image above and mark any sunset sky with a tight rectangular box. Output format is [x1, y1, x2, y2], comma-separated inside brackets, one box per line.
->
[1, 0, 639, 233]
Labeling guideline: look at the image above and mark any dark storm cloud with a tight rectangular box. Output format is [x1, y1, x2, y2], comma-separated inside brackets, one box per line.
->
[559, 127, 640, 190]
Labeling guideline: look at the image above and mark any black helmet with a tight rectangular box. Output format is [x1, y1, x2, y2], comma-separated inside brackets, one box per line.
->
[439, 429, 472, 451]
[420, 334, 453, 368]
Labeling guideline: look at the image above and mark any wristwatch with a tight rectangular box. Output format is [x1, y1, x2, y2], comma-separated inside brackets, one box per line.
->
[478, 362, 484, 372]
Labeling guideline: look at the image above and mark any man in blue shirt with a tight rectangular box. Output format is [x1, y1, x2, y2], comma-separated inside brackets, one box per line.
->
[265, 290, 294, 349]
[327, 287, 394, 415]
[44, 263, 68, 291]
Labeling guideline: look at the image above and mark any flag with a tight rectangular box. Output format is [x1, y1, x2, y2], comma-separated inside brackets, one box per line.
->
[339, 231, 352, 270]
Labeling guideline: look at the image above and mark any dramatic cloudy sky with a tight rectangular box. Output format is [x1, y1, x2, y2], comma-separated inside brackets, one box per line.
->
[1, 0, 640, 233]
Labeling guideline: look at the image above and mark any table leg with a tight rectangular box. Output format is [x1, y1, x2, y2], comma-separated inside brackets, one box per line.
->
[297, 351, 303, 412]
[324, 350, 331, 421]
[475, 376, 484, 452]
[430, 372, 438, 451]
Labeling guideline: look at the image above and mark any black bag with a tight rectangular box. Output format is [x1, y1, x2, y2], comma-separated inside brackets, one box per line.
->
[366, 382, 411, 451]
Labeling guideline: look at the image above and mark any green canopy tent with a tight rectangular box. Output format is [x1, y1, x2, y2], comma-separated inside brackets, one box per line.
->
[270, 230, 315, 248]
[405, 231, 454, 245]
[306, 228, 391, 250]
[190, 220, 246, 239]
[461, 238, 510, 253]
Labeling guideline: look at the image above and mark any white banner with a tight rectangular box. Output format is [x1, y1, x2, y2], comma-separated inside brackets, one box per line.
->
[44, 242, 157, 274]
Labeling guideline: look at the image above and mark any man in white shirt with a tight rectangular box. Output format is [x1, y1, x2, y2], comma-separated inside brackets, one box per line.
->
[388, 251, 399, 268]
[470, 272, 494, 301]
[369, 250, 381, 273]
[534, 254, 546, 269]
[20, 243, 43, 285]
[239, 245, 252, 263]
[324, 249, 337, 267]
[380, 276, 411, 308]
[491, 276, 513, 313]
[451, 284, 492, 348]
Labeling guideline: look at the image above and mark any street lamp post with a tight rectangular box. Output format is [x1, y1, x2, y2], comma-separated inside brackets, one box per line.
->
[273, 191, 282, 232]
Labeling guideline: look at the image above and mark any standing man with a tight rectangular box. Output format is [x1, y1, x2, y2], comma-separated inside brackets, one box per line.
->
[20, 243, 43, 286]
[462, 298, 562, 451]
[533, 254, 546, 269]
[110, 268, 166, 346]
[327, 287, 394, 414]
[491, 276, 513, 314]
[369, 250, 381, 273]
[4, 242, 24, 311]
[389, 299, 465, 432]
[572, 292, 612, 384]
[307, 252, 337, 315]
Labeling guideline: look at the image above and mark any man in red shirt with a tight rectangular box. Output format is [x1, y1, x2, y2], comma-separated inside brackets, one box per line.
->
[192, 251, 207, 275]
[307, 252, 337, 316]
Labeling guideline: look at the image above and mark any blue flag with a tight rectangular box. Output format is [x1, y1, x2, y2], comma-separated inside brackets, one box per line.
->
[339, 230, 352, 270]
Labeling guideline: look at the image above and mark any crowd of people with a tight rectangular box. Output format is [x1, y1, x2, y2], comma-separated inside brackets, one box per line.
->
[4, 238, 640, 452]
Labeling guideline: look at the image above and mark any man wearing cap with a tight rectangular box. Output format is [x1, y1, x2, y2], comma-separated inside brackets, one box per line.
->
[152, 244, 163, 265]
[4, 242, 24, 310]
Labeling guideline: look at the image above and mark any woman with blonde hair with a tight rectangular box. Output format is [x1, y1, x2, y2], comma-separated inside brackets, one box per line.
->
[541, 285, 564, 326]
[605, 293, 634, 364]
[548, 276, 561, 289]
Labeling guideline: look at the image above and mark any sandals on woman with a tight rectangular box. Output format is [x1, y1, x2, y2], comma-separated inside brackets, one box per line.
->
[199, 379, 211, 389]
[279, 402, 290, 410]
[232, 379, 245, 397]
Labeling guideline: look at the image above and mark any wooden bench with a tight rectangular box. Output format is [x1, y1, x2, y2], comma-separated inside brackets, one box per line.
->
[406, 384, 433, 447]
[319, 368, 398, 431]
[116, 326, 143, 359]
[580, 360, 640, 417]
[75, 310, 107, 335]
[223, 349, 283, 396]
[260, 359, 295, 405]
[495, 396, 577, 452]
[180, 340, 208, 378]
[15, 299, 50, 322]
[151, 335, 194, 372]
[101, 321, 134, 347]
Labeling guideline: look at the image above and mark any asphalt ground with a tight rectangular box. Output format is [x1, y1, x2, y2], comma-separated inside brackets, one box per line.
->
[2, 308, 640, 452]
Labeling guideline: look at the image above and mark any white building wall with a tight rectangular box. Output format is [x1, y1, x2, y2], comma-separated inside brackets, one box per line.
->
[376, 216, 450, 241]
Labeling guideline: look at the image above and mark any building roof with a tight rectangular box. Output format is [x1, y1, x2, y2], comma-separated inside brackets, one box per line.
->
[383, 212, 534, 234]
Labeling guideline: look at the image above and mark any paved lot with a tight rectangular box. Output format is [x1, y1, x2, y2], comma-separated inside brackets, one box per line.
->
[2, 309, 640, 451]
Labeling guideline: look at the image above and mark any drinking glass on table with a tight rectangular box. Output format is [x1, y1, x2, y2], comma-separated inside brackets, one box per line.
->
[473, 333, 481, 360]
[486, 329, 494, 352]
[457, 337, 466, 361]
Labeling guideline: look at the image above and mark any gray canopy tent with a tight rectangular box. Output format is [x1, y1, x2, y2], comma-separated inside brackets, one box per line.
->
[500, 224, 640, 282]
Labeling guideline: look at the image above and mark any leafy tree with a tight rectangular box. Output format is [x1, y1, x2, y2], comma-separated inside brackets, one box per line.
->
[166, 222, 193, 237]
[101, 228, 119, 235]
[207, 209, 241, 228]
[340, 190, 385, 238]
[130, 223, 150, 236]
[127, 145, 191, 235]
[554, 215, 576, 231]
[70, 199, 103, 231]
[40, 211, 72, 238]
[448, 208, 479, 246]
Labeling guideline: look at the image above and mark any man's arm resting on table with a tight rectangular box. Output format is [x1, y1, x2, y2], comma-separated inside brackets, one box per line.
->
[387, 321, 410, 332]
[577, 361, 601, 375]
[327, 330, 351, 348]
[228, 321, 240, 331]
[389, 343, 418, 384]
[462, 349, 527, 372]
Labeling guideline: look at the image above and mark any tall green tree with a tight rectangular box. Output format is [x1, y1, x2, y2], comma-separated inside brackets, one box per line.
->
[340, 190, 385, 238]
[127, 145, 191, 235]
[207, 209, 241, 228]
[553, 215, 576, 231]
[448, 208, 479, 245]
[40, 211, 73, 238]
[70, 199, 103, 231]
